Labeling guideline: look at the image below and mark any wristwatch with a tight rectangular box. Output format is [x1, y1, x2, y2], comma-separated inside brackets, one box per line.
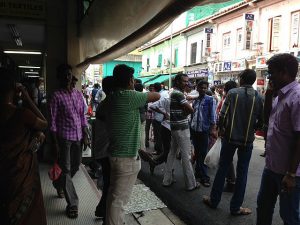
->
[286, 171, 296, 178]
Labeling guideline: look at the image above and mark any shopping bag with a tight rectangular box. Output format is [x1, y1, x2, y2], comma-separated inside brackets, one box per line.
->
[204, 138, 222, 169]
[48, 162, 62, 181]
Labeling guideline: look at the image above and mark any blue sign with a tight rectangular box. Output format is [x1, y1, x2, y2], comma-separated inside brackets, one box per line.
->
[214, 80, 221, 85]
[223, 62, 232, 71]
[205, 28, 213, 33]
[245, 13, 254, 21]
[187, 69, 209, 78]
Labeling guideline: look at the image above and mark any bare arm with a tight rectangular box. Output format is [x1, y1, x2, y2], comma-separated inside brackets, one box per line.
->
[147, 92, 160, 103]
[182, 102, 194, 114]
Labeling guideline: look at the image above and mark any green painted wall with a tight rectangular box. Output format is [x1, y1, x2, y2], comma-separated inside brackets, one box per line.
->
[103, 61, 142, 78]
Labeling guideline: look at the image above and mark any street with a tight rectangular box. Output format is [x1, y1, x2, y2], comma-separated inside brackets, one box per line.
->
[138, 139, 282, 225]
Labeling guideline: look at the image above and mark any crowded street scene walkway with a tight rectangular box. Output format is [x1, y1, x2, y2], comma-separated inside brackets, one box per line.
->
[1, 1, 300, 225]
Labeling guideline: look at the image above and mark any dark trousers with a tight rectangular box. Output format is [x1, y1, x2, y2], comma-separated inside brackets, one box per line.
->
[53, 138, 82, 207]
[145, 119, 153, 146]
[152, 120, 163, 154]
[257, 168, 300, 225]
[210, 139, 253, 212]
[154, 126, 171, 164]
[191, 130, 210, 181]
[95, 157, 110, 217]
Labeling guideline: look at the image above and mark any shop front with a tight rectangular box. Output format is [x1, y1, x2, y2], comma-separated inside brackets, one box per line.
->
[213, 59, 246, 85]
[184, 64, 209, 85]
[255, 55, 271, 94]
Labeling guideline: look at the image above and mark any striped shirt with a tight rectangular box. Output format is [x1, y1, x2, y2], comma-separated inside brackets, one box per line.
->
[107, 90, 148, 157]
[170, 89, 189, 130]
[49, 88, 88, 141]
[219, 86, 263, 146]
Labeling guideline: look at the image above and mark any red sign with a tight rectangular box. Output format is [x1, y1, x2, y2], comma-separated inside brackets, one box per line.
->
[257, 79, 265, 86]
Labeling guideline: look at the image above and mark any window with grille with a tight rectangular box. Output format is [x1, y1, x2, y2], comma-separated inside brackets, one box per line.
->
[268, 16, 281, 51]
[223, 32, 231, 48]
[146, 58, 150, 72]
[291, 12, 300, 48]
[157, 54, 162, 67]
[190, 42, 197, 64]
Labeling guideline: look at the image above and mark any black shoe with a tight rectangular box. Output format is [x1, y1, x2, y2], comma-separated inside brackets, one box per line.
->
[95, 206, 105, 218]
[260, 152, 266, 157]
[223, 183, 235, 193]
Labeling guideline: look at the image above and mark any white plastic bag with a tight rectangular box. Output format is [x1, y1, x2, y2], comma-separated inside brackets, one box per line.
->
[204, 138, 222, 169]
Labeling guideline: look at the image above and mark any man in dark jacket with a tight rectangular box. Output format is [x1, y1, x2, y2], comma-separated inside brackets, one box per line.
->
[203, 69, 263, 216]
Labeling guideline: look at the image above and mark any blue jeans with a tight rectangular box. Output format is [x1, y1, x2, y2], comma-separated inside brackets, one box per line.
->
[256, 168, 300, 225]
[210, 140, 253, 212]
[191, 130, 209, 181]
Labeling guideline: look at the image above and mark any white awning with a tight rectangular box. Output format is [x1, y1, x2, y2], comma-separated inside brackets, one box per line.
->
[67, 0, 233, 73]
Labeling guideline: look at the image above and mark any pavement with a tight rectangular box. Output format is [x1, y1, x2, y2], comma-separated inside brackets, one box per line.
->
[138, 139, 282, 225]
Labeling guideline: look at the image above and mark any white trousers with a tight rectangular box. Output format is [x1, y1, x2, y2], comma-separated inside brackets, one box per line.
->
[106, 157, 141, 225]
[163, 128, 197, 190]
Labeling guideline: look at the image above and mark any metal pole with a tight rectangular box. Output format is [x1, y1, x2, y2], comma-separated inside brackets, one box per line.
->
[169, 23, 173, 89]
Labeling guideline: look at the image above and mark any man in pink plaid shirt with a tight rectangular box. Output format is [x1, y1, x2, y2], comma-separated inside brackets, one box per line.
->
[49, 64, 89, 219]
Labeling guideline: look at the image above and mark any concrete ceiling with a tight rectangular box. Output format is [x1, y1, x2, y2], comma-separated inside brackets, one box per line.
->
[0, 18, 45, 73]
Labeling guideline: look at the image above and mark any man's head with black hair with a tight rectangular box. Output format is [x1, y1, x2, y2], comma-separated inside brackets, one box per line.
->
[239, 69, 256, 86]
[224, 80, 237, 94]
[267, 53, 298, 91]
[102, 76, 114, 95]
[153, 82, 162, 92]
[135, 83, 144, 92]
[113, 64, 135, 89]
[173, 73, 189, 91]
[197, 80, 209, 97]
[56, 64, 72, 88]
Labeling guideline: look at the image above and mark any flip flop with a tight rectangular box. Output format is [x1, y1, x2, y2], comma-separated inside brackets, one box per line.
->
[186, 182, 201, 191]
[202, 195, 217, 209]
[200, 180, 211, 187]
[231, 207, 252, 216]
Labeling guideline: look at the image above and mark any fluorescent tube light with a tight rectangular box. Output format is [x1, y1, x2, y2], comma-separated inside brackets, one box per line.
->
[27, 75, 40, 78]
[19, 66, 41, 69]
[4, 50, 42, 55]
[25, 71, 39, 74]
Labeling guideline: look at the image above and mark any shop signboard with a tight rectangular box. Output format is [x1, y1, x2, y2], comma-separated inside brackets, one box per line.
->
[223, 62, 232, 71]
[245, 13, 255, 21]
[257, 79, 265, 86]
[0, 0, 45, 19]
[205, 28, 213, 33]
[214, 80, 221, 85]
[231, 59, 246, 71]
[256, 56, 268, 69]
[187, 69, 208, 78]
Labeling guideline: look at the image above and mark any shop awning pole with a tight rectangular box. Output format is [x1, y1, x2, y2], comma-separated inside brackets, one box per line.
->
[169, 23, 173, 89]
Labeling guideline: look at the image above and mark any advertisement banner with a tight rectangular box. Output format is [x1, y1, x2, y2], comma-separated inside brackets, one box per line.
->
[231, 59, 246, 71]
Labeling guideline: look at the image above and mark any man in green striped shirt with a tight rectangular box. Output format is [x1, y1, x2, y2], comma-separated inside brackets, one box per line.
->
[163, 73, 200, 191]
[105, 64, 160, 225]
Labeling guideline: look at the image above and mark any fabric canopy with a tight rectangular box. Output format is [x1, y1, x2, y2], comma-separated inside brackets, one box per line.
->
[67, 0, 232, 74]
[137, 75, 160, 84]
[144, 74, 176, 86]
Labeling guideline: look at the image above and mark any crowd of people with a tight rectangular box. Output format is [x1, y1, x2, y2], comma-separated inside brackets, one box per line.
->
[1, 53, 300, 225]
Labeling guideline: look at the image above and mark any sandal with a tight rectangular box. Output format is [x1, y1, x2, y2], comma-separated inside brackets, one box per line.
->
[200, 180, 211, 187]
[186, 182, 201, 191]
[66, 206, 78, 219]
[203, 195, 217, 209]
[231, 207, 252, 216]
